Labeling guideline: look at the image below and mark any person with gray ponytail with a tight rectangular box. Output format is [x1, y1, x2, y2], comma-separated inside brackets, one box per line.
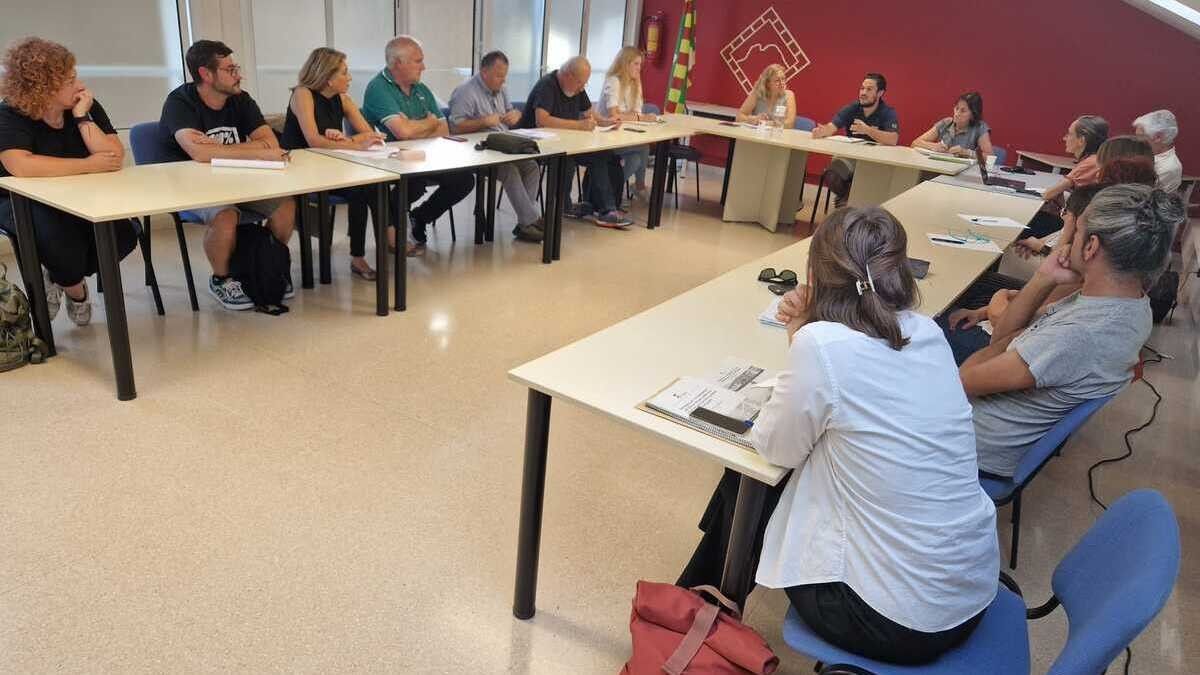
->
[964, 183, 1185, 479]
[678, 207, 999, 665]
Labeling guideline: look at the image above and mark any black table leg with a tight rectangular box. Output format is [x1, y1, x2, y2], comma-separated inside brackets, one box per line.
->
[374, 182, 390, 316]
[720, 138, 736, 206]
[552, 159, 566, 261]
[719, 474, 768, 605]
[393, 177, 408, 312]
[541, 157, 560, 265]
[94, 220, 136, 401]
[10, 195, 55, 357]
[648, 142, 670, 229]
[513, 389, 552, 620]
[318, 190, 332, 285]
[296, 195, 315, 289]
[486, 166, 497, 242]
[474, 171, 487, 245]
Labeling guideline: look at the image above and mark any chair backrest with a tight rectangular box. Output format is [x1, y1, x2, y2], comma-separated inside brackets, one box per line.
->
[1048, 489, 1180, 674]
[992, 146, 1009, 167]
[642, 103, 661, 115]
[129, 121, 175, 166]
[1011, 395, 1113, 485]
[794, 116, 816, 132]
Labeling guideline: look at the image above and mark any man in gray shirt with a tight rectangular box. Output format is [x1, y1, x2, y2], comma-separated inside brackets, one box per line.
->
[958, 184, 1184, 477]
[449, 50, 544, 243]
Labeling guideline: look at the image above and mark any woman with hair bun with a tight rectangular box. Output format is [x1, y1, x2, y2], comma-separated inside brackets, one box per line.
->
[679, 207, 999, 665]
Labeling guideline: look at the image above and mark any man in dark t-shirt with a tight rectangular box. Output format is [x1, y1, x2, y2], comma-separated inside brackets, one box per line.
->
[519, 57, 631, 228]
[158, 40, 294, 311]
[811, 72, 900, 206]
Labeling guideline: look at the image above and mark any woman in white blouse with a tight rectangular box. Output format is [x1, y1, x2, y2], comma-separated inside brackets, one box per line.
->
[678, 207, 999, 665]
[599, 47, 655, 196]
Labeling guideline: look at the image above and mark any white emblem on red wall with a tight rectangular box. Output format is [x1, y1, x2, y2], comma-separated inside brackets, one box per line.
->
[719, 7, 811, 95]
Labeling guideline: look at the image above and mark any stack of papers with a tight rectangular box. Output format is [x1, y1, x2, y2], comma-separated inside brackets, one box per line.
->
[332, 146, 394, 159]
[926, 232, 1002, 253]
[510, 128, 556, 140]
[212, 158, 287, 170]
[956, 214, 1026, 229]
[916, 148, 973, 164]
[642, 359, 774, 449]
[759, 296, 786, 328]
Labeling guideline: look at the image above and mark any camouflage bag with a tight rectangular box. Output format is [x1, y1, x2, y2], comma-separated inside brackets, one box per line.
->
[0, 261, 48, 372]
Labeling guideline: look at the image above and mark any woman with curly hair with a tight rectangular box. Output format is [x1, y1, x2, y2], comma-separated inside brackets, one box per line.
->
[0, 37, 137, 327]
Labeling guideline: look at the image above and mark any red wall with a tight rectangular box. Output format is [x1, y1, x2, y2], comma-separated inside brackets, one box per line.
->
[639, 0, 1200, 173]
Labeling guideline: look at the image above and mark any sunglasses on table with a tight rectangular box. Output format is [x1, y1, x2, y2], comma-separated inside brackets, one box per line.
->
[757, 268, 798, 286]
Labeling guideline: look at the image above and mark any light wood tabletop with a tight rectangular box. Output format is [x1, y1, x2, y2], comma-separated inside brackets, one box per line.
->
[1016, 150, 1077, 173]
[665, 113, 971, 176]
[0, 149, 397, 223]
[507, 179, 1043, 615]
[684, 101, 739, 119]
[508, 180, 1043, 484]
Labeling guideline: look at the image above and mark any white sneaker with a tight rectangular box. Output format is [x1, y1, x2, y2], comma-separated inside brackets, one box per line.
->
[63, 281, 92, 326]
[42, 268, 62, 320]
[208, 276, 253, 311]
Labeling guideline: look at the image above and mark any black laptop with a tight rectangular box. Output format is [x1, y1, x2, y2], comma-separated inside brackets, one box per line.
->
[975, 147, 1028, 190]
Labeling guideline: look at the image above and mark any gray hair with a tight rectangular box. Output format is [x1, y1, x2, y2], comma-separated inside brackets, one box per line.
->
[1073, 115, 1109, 157]
[1081, 184, 1185, 287]
[562, 55, 590, 77]
[1133, 109, 1178, 146]
[385, 35, 422, 66]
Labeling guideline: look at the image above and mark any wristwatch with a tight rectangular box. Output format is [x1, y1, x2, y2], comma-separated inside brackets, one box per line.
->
[73, 112, 94, 125]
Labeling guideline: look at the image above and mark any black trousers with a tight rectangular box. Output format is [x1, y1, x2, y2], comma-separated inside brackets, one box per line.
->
[679, 469, 985, 666]
[397, 171, 476, 242]
[0, 196, 138, 287]
[1019, 210, 1063, 240]
[330, 186, 379, 258]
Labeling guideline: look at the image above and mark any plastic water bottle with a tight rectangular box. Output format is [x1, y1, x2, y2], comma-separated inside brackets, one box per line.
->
[771, 103, 787, 135]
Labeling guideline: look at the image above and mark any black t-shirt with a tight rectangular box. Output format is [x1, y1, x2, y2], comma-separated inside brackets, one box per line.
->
[280, 88, 346, 150]
[517, 70, 591, 129]
[159, 82, 267, 161]
[0, 100, 118, 182]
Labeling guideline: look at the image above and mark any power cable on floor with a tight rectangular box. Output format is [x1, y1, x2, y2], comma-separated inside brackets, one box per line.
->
[1084, 345, 1166, 675]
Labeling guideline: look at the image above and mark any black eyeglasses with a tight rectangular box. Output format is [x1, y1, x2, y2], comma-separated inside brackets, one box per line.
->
[758, 268, 797, 286]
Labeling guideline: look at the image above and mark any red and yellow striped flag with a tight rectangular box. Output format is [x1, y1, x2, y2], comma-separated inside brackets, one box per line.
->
[663, 0, 696, 114]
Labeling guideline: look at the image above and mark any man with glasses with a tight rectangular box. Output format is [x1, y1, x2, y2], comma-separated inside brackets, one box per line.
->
[518, 56, 631, 229]
[362, 35, 475, 256]
[159, 40, 295, 311]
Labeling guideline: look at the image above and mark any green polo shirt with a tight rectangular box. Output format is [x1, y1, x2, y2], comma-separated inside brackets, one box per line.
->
[361, 69, 442, 141]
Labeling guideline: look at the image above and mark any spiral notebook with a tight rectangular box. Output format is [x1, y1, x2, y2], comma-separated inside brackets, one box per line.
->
[638, 359, 774, 449]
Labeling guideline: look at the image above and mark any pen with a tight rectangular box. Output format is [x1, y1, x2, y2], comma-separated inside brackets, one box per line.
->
[970, 217, 999, 224]
[931, 237, 966, 245]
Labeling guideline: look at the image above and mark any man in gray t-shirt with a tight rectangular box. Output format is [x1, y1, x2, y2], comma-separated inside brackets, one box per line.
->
[970, 292, 1149, 476]
[957, 183, 1182, 478]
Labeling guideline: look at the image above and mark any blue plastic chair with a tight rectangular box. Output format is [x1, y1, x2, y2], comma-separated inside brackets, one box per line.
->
[981, 395, 1114, 569]
[793, 117, 818, 213]
[130, 121, 266, 311]
[992, 146, 1008, 168]
[782, 489, 1180, 675]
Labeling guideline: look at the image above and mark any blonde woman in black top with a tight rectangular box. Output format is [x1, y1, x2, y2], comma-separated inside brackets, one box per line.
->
[282, 47, 386, 280]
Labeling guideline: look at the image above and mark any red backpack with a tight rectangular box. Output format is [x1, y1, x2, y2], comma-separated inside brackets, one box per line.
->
[621, 581, 779, 675]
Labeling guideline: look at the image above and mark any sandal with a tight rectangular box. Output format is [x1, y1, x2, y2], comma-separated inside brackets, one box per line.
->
[350, 263, 377, 281]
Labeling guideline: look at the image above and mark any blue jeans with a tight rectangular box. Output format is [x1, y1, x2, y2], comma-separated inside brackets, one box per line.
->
[617, 145, 649, 186]
[936, 313, 992, 366]
[563, 152, 620, 213]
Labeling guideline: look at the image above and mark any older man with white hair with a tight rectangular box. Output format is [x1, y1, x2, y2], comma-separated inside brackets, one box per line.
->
[517, 56, 631, 228]
[362, 35, 474, 255]
[1133, 109, 1183, 193]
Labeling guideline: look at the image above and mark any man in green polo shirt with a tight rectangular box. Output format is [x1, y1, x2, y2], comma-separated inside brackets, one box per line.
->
[362, 35, 474, 255]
